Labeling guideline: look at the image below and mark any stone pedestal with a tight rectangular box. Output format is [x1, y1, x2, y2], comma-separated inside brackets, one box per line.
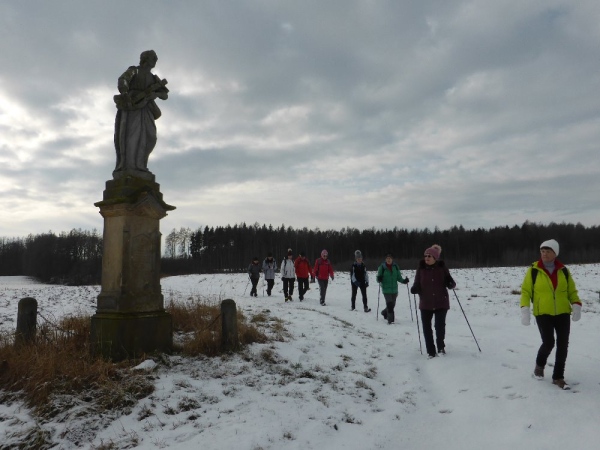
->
[91, 172, 175, 360]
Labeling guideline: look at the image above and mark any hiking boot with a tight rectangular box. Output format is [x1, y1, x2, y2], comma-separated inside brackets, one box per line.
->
[381, 309, 388, 320]
[552, 379, 569, 390]
[351, 307, 356, 311]
[533, 365, 544, 379]
[320, 301, 326, 306]
[438, 348, 446, 355]
[364, 307, 371, 313]
[427, 353, 437, 359]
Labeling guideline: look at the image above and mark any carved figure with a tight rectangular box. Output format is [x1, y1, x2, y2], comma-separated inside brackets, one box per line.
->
[113, 50, 169, 173]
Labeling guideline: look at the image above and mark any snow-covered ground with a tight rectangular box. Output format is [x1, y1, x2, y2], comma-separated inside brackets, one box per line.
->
[1, 263, 600, 450]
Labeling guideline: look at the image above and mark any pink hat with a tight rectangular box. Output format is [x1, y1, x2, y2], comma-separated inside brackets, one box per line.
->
[425, 244, 441, 260]
[321, 249, 328, 258]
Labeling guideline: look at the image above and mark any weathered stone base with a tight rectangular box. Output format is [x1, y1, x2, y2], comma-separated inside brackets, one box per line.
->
[90, 311, 172, 361]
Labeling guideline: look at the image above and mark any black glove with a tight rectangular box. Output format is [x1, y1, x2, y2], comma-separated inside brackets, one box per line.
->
[410, 286, 419, 295]
[366, 283, 369, 288]
[403, 277, 409, 284]
[376, 275, 382, 283]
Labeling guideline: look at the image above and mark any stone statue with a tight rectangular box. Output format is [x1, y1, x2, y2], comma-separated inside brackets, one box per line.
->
[113, 50, 169, 174]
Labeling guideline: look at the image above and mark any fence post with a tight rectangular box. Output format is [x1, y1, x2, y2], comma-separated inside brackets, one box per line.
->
[221, 299, 238, 351]
[16, 297, 38, 346]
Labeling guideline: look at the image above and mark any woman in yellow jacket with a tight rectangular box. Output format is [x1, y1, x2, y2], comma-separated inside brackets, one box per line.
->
[520, 239, 581, 390]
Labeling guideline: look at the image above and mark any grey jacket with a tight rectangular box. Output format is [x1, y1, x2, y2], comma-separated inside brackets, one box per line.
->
[262, 258, 277, 279]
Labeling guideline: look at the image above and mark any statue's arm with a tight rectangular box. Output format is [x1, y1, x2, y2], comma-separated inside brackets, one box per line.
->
[117, 66, 138, 94]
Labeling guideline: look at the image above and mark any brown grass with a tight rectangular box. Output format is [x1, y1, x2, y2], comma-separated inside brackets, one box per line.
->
[166, 297, 269, 356]
[0, 296, 271, 417]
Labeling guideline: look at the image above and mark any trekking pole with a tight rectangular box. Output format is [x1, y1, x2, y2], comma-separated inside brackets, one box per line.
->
[413, 294, 423, 354]
[244, 276, 251, 295]
[452, 289, 482, 352]
[376, 284, 381, 321]
[406, 284, 414, 322]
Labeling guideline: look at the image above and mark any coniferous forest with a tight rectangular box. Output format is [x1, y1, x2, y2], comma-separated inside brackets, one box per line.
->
[1, 221, 599, 285]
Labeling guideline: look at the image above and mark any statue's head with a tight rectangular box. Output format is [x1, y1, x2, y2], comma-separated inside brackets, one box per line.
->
[139, 50, 158, 66]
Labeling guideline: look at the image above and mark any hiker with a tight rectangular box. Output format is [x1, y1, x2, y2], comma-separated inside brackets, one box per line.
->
[294, 251, 312, 301]
[262, 252, 277, 296]
[350, 250, 370, 312]
[520, 239, 581, 389]
[376, 252, 408, 324]
[410, 244, 456, 358]
[280, 248, 296, 301]
[313, 249, 334, 305]
[247, 256, 261, 297]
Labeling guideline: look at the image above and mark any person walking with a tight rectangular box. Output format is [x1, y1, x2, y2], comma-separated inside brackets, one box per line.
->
[376, 252, 408, 324]
[247, 256, 261, 297]
[520, 239, 581, 389]
[313, 249, 334, 306]
[410, 244, 456, 358]
[262, 252, 277, 296]
[294, 251, 312, 301]
[350, 250, 370, 312]
[280, 248, 296, 302]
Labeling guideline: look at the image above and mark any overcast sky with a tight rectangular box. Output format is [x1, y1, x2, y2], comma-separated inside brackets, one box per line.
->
[1, 0, 599, 239]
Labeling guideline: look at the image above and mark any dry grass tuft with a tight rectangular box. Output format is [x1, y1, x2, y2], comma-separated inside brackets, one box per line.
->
[166, 297, 269, 356]
[0, 315, 150, 415]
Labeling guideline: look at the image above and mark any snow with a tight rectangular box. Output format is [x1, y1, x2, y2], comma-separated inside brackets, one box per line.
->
[1, 264, 600, 449]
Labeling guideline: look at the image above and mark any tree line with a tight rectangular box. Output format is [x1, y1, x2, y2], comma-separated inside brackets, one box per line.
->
[162, 221, 600, 275]
[0, 229, 102, 285]
[1, 221, 599, 283]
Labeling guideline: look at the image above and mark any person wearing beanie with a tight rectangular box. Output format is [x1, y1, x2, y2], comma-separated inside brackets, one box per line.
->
[247, 256, 262, 297]
[313, 249, 334, 305]
[376, 252, 409, 324]
[410, 244, 456, 358]
[350, 250, 370, 312]
[520, 239, 581, 389]
[281, 248, 296, 302]
[262, 252, 277, 296]
[294, 251, 312, 301]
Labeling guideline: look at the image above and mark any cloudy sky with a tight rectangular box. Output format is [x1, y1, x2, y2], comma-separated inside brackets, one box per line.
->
[1, 0, 599, 239]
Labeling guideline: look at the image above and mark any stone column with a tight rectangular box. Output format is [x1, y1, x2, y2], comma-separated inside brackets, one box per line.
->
[91, 172, 175, 360]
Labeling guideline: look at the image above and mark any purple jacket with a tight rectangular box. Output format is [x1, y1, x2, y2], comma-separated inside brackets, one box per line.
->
[410, 260, 455, 310]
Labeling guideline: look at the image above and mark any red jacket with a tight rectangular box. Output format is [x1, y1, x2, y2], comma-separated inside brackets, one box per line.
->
[313, 257, 334, 280]
[294, 256, 312, 278]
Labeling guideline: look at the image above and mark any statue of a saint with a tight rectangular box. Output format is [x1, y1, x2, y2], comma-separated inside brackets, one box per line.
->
[113, 50, 169, 174]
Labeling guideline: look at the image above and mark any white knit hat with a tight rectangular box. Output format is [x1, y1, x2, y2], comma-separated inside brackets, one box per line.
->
[540, 239, 559, 256]
[355, 250, 362, 259]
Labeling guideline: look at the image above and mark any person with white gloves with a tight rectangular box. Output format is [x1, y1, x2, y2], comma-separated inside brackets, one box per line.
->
[520, 239, 582, 389]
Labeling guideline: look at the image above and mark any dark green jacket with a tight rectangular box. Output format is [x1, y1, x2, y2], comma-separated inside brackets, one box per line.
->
[377, 262, 407, 294]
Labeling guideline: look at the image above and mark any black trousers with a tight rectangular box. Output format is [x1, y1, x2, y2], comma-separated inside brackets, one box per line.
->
[351, 284, 368, 309]
[318, 279, 329, 303]
[382, 293, 397, 323]
[282, 278, 295, 297]
[297, 277, 309, 299]
[250, 277, 259, 295]
[535, 314, 571, 380]
[265, 279, 274, 296]
[421, 309, 448, 356]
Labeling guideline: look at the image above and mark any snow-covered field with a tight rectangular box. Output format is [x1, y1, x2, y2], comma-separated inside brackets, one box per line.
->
[1, 263, 600, 450]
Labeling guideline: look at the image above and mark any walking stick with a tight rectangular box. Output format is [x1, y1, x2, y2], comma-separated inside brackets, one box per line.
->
[413, 294, 423, 354]
[452, 289, 482, 352]
[406, 284, 414, 322]
[244, 276, 251, 295]
[376, 284, 381, 321]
